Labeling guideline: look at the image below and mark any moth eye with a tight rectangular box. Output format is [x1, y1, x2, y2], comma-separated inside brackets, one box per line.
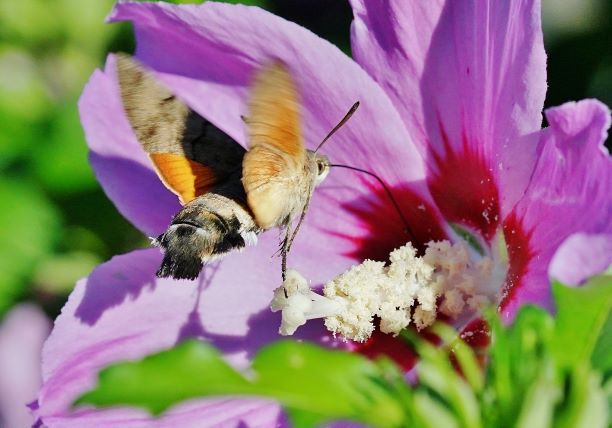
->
[317, 161, 325, 175]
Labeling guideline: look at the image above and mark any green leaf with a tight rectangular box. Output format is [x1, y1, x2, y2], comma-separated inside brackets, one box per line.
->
[285, 409, 326, 428]
[485, 305, 555, 428]
[555, 364, 609, 428]
[75, 340, 250, 415]
[256, 341, 407, 427]
[0, 0, 61, 47]
[76, 340, 407, 427]
[0, 47, 52, 122]
[30, 102, 97, 194]
[32, 251, 101, 294]
[0, 179, 59, 315]
[592, 309, 612, 376]
[413, 392, 460, 428]
[486, 312, 514, 418]
[604, 377, 612, 423]
[551, 276, 612, 369]
[514, 358, 559, 428]
[403, 330, 481, 428]
[432, 323, 483, 393]
[58, 0, 118, 52]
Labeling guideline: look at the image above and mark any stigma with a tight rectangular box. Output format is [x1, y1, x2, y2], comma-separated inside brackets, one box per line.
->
[271, 240, 502, 342]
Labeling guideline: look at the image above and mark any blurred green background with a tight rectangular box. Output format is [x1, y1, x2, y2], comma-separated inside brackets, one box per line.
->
[0, 0, 610, 320]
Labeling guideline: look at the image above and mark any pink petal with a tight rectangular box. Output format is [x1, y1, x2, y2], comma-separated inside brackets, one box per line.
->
[109, 1, 447, 258]
[350, 0, 547, 238]
[36, 232, 347, 427]
[549, 233, 612, 286]
[40, 400, 282, 428]
[0, 304, 50, 428]
[500, 100, 612, 319]
[79, 59, 181, 237]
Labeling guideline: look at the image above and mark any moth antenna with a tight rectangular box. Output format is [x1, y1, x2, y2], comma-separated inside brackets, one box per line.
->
[314, 101, 360, 153]
[329, 164, 416, 242]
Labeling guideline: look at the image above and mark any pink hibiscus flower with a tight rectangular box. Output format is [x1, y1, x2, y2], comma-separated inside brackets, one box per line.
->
[35, 1, 611, 426]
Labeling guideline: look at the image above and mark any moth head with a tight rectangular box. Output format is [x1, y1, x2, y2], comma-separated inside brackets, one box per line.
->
[312, 152, 330, 185]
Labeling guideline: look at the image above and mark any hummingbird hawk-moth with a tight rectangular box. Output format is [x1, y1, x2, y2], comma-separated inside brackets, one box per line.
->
[116, 54, 358, 280]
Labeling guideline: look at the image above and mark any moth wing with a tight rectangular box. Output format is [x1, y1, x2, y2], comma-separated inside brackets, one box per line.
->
[148, 153, 217, 205]
[116, 54, 245, 205]
[242, 61, 307, 229]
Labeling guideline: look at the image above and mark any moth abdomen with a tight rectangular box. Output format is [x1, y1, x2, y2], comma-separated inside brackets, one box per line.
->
[154, 223, 208, 280]
[211, 216, 246, 254]
[154, 194, 258, 280]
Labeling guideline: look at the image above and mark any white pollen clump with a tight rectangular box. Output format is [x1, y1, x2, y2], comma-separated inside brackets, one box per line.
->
[270, 269, 344, 336]
[424, 241, 494, 319]
[440, 288, 465, 316]
[323, 260, 388, 341]
[413, 306, 436, 330]
[467, 295, 490, 311]
[271, 240, 497, 342]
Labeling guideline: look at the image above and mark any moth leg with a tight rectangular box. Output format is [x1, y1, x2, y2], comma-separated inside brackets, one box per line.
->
[286, 207, 308, 254]
[280, 192, 312, 282]
[281, 228, 292, 280]
[287, 187, 313, 253]
[280, 230, 291, 298]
